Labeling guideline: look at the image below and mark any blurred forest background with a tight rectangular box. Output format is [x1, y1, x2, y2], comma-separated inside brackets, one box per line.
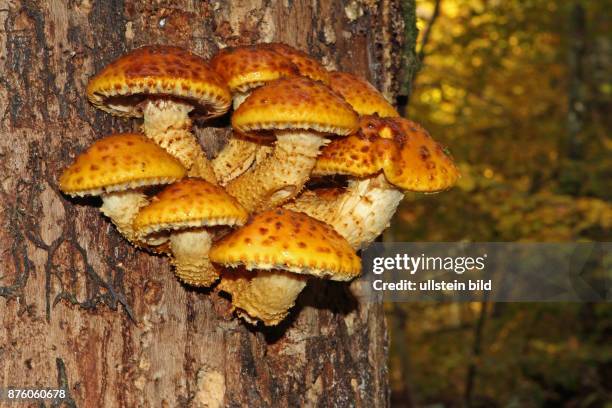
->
[387, 0, 611, 406]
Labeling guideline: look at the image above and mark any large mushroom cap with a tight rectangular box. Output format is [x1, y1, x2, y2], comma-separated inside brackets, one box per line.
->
[261, 43, 330, 84]
[231, 77, 359, 136]
[86, 45, 231, 118]
[59, 133, 186, 196]
[134, 178, 248, 237]
[210, 45, 299, 93]
[329, 71, 399, 118]
[209, 208, 361, 281]
[313, 116, 459, 192]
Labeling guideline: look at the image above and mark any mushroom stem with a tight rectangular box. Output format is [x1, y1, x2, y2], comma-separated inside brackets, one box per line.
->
[285, 174, 404, 249]
[232, 92, 249, 109]
[142, 99, 217, 184]
[219, 269, 308, 326]
[212, 135, 259, 185]
[169, 229, 219, 287]
[100, 191, 149, 244]
[226, 131, 327, 212]
[211, 93, 259, 184]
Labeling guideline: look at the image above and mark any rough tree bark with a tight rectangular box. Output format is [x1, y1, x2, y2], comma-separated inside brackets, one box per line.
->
[0, 1, 410, 406]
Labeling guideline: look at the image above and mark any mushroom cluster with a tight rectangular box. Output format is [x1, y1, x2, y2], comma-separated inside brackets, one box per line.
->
[59, 44, 459, 326]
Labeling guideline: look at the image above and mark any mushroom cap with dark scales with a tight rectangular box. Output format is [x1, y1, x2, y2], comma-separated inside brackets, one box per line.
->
[210, 45, 299, 93]
[59, 133, 186, 196]
[329, 72, 399, 118]
[209, 209, 361, 281]
[134, 178, 249, 237]
[313, 116, 459, 192]
[261, 43, 330, 84]
[231, 77, 359, 136]
[312, 132, 383, 178]
[86, 45, 231, 118]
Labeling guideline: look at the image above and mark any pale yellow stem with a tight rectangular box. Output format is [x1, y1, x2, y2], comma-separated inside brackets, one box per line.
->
[285, 174, 404, 249]
[226, 131, 327, 212]
[170, 229, 218, 287]
[142, 99, 217, 184]
[212, 136, 259, 185]
[101, 191, 149, 245]
[212, 92, 261, 185]
[219, 269, 307, 326]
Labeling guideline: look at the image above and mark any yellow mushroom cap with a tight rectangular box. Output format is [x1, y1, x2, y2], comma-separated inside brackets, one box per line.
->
[313, 116, 459, 192]
[377, 117, 459, 191]
[134, 178, 249, 237]
[329, 71, 399, 118]
[87, 45, 231, 118]
[232, 77, 359, 136]
[209, 209, 361, 281]
[313, 132, 383, 178]
[210, 45, 299, 93]
[59, 133, 186, 196]
[261, 43, 330, 84]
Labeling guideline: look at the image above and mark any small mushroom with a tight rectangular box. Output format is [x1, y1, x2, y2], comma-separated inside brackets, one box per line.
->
[59, 133, 186, 245]
[328, 71, 400, 118]
[226, 77, 359, 212]
[261, 43, 331, 85]
[210, 45, 299, 184]
[286, 116, 459, 249]
[133, 178, 248, 287]
[86, 45, 231, 183]
[210, 45, 299, 108]
[209, 209, 361, 326]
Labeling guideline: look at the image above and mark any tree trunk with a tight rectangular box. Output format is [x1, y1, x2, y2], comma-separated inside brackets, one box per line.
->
[0, 1, 410, 406]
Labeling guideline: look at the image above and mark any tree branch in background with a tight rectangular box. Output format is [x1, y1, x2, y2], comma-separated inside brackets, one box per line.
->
[417, 0, 442, 66]
[567, 1, 587, 160]
[464, 300, 489, 408]
[398, 0, 419, 108]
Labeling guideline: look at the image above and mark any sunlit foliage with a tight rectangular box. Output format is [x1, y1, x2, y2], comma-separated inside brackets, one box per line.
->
[388, 0, 611, 405]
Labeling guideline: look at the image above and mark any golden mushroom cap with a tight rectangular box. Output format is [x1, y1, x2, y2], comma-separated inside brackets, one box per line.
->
[313, 132, 383, 178]
[329, 71, 399, 118]
[231, 77, 359, 136]
[261, 43, 330, 84]
[377, 117, 459, 191]
[210, 45, 299, 93]
[313, 116, 459, 192]
[59, 133, 186, 197]
[86, 45, 231, 118]
[209, 209, 361, 281]
[134, 178, 249, 237]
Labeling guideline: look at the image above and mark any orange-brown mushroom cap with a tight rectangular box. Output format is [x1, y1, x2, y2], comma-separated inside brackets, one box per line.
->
[210, 45, 299, 93]
[232, 77, 359, 136]
[313, 132, 383, 178]
[209, 209, 361, 281]
[261, 43, 330, 84]
[134, 178, 248, 237]
[59, 133, 186, 196]
[329, 71, 399, 118]
[313, 116, 459, 192]
[87, 45, 231, 118]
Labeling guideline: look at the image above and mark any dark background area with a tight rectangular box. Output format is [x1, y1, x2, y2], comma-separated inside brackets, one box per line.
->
[388, 1, 611, 406]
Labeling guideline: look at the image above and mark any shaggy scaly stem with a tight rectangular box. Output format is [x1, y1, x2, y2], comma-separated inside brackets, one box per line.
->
[170, 229, 218, 287]
[142, 99, 217, 184]
[100, 191, 149, 245]
[212, 92, 259, 184]
[219, 269, 308, 326]
[226, 131, 327, 212]
[285, 174, 404, 249]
